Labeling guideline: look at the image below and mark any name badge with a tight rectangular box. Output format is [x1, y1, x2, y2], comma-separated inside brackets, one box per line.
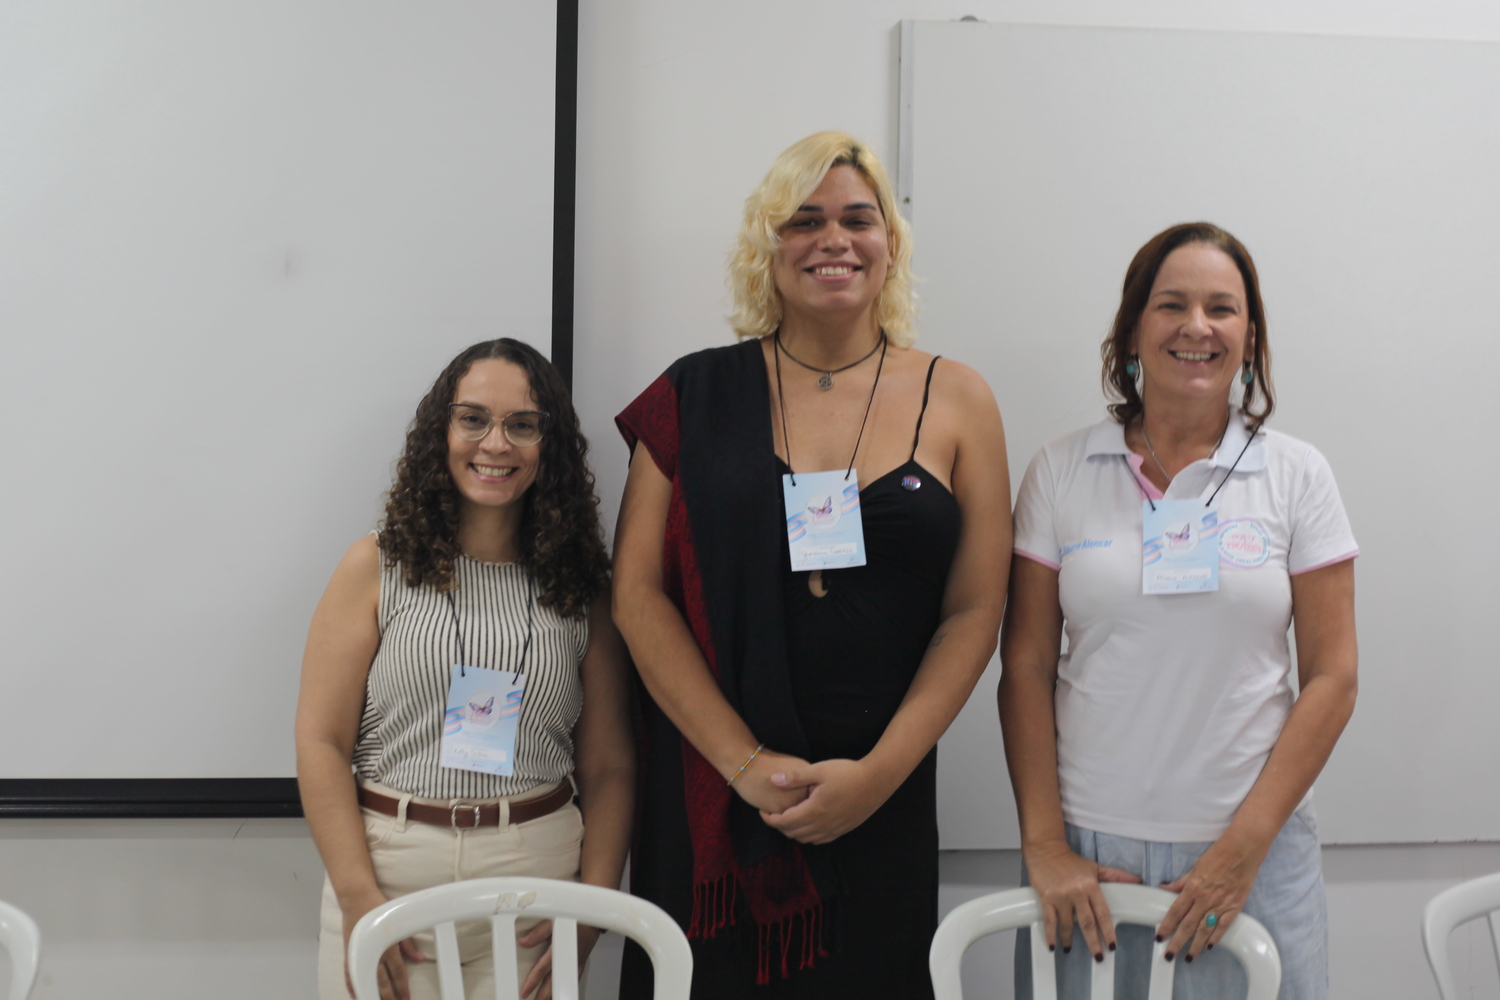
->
[783, 469, 867, 571]
[440, 664, 525, 776]
[1142, 500, 1220, 594]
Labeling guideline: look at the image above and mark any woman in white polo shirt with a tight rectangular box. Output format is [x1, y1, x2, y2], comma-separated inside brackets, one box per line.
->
[1000, 222, 1358, 1000]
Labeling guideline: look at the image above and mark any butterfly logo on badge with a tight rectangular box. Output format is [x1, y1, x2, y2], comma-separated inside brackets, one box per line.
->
[805, 493, 841, 529]
[1163, 519, 1198, 553]
[465, 695, 498, 729]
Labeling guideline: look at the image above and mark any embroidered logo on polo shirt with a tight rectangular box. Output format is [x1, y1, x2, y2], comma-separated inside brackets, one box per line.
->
[1060, 538, 1114, 557]
[1219, 518, 1271, 568]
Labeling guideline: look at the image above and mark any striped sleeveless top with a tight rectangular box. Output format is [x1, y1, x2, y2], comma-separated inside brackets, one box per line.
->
[352, 553, 590, 799]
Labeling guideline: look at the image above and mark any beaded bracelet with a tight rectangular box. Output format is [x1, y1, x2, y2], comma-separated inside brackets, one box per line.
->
[726, 743, 766, 786]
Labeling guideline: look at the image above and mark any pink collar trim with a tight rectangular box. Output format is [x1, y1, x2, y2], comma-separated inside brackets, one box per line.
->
[1127, 453, 1165, 501]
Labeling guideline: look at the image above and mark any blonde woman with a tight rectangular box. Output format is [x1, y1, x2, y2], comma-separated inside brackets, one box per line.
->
[612, 133, 1010, 998]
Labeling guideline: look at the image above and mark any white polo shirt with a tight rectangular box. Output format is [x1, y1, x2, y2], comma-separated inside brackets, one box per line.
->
[1012, 409, 1358, 842]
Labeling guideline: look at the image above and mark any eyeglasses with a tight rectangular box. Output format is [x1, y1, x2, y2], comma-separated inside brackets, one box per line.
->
[448, 404, 550, 446]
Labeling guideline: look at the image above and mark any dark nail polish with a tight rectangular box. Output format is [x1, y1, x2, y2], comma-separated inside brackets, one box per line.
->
[1185, 954, 1194, 964]
[1108, 942, 1116, 952]
[1063, 946, 1071, 954]
[1164, 952, 1175, 962]
[1154, 935, 1163, 943]
[1048, 944, 1055, 953]
[1094, 953, 1104, 963]
[1207, 943, 1214, 950]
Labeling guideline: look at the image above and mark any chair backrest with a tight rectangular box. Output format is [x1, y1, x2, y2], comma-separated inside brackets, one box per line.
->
[930, 884, 1281, 1000]
[0, 900, 41, 1000]
[1423, 870, 1500, 1000]
[348, 877, 692, 1000]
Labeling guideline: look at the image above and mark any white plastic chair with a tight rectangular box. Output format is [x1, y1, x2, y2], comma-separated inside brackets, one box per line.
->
[1423, 870, 1500, 1000]
[349, 876, 691, 1000]
[930, 884, 1281, 1000]
[0, 900, 41, 1000]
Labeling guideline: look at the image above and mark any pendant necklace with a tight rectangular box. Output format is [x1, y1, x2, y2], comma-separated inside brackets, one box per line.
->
[774, 331, 887, 487]
[1140, 411, 1231, 481]
[776, 330, 885, 390]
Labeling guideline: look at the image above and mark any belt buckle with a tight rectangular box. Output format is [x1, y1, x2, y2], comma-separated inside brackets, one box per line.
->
[450, 804, 483, 829]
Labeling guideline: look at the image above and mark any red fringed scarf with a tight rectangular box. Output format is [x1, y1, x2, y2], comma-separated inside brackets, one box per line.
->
[618, 346, 829, 983]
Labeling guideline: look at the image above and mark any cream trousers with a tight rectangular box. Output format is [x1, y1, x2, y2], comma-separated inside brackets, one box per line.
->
[318, 779, 584, 1000]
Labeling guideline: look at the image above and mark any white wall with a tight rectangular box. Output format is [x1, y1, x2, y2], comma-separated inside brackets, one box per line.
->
[6, 2, 1500, 999]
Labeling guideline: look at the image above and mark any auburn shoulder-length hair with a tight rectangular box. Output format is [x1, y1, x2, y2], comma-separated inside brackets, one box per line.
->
[728, 131, 916, 345]
[1102, 222, 1275, 426]
[379, 338, 609, 619]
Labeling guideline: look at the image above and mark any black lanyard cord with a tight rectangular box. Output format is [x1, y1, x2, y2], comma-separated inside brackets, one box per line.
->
[1205, 422, 1260, 507]
[773, 329, 887, 486]
[444, 575, 535, 679]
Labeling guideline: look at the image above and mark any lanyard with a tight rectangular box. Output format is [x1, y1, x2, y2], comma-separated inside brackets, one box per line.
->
[774, 330, 887, 486]
[444, 576, 535, 679]
[1124, 420, 1259, 512]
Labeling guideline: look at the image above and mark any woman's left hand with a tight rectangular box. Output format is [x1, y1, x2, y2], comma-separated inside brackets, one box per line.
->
[1155, 834, 1265, 962]
[758, 758, 890, 844]
[517, 921, 602, 1000]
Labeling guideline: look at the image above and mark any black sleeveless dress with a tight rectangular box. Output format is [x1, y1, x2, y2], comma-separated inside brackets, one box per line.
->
[678, 358, 962, 999]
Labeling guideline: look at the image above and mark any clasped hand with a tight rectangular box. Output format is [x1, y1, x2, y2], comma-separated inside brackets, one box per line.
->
[757, 757, 888, 845]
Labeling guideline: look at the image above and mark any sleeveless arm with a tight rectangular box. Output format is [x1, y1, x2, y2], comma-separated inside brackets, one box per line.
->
[294, 536, 426, 995]
[615, 373, 680, 481]
[612, 383, 812, 816]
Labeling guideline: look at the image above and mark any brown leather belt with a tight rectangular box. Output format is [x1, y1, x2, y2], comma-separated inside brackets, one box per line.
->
[358, 782, 574, 830]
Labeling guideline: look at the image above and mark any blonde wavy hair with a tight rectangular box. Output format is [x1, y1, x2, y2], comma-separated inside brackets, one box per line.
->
[728, 132, 916, 346]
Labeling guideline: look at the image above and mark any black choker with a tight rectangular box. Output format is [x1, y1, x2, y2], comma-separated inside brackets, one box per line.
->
[775, 331, 886, 390]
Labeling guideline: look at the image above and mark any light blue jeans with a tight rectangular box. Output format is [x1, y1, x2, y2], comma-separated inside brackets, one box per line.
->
[1016, 807, 1327, 1000]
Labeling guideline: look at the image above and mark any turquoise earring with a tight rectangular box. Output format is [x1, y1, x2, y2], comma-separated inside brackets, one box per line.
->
[1242, 361, 1254, 385]
[1125, 355, 1139, 377]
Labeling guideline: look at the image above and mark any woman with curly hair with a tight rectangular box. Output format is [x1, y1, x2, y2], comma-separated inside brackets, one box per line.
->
[296, 338, 633, 1000]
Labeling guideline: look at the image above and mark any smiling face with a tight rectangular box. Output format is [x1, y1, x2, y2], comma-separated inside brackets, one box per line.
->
[772, 165, 891, 326]
[446, 358, 542, 513]
[1133, 242, 1255, 407]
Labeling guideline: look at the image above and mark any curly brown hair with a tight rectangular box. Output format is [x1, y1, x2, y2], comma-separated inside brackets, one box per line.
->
[1102, 222, 1275, 427]
[379, 339, 609, 619]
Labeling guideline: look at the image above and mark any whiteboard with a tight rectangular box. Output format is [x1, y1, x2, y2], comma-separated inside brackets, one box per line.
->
[0, 2, 558, 779]
[909, 20, 1500, 846]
